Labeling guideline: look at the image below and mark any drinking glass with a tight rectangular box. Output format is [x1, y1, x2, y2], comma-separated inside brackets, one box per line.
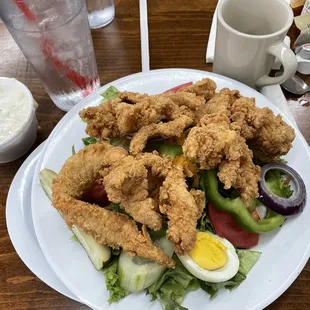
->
[0, 0, 100, 111]
[87, 0, 115, 29]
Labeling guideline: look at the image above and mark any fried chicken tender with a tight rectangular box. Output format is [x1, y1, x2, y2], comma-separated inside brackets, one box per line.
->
[130, 115, 193, 156]
[102, 156, 163, 231]
[179, 78, 217, 100]
[159, 167, 204, 254]
[52, 142, 174, 267]
[79, 98, 122, 139]
[137, 152, 205, 254]
[80, 88, 205, 140]
[229, 97, 295, 161]
[194, 92, 232, 125]
[183, 114, 260, 203]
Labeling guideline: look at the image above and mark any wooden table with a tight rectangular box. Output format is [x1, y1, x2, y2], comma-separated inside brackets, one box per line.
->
[1, 0, 309, 309]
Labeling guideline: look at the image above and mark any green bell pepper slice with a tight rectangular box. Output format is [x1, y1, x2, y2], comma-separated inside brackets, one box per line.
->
[200, 170, 285, 233]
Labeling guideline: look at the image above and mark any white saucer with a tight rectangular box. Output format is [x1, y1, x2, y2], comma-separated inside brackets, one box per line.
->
[6, 142, 79, 302]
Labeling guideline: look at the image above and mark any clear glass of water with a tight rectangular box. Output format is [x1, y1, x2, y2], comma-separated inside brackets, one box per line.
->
[87, 0, 115, 29]
[0, 0, 100, 111]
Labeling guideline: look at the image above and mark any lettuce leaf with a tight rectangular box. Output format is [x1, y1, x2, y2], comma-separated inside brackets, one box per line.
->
[82, 137, 98, 146]
[265, 169, 293, 198]
[101, 86, 120, 103]
[236, 249, 261, 276]
[200, 249, 261, 297]
[159, 144, 183, 159]
[197, 212, 215, 234]
[147, 255, 200, 310]
[101, 258, 129, 304]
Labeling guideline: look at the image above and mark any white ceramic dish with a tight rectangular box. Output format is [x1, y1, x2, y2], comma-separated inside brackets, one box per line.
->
[6, 142, 79, 302]
[31, 69, 310, 310]
[0, 77, 38, 163]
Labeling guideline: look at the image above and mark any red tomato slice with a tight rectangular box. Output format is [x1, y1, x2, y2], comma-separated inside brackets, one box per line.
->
[82, 182, 109, 207]
[163, 82, 193, 93]
[208, 203, 259, 249]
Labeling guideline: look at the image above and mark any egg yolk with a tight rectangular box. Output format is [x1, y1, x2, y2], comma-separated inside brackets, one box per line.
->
[189, 232, 228, 270]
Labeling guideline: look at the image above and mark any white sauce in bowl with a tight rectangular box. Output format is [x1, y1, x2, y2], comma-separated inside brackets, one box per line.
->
[0, 88, 32, 143]
[0, 78, 37, 145]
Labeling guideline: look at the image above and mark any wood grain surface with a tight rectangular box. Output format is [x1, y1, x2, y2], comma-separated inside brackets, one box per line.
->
[0, 0, 310, 309]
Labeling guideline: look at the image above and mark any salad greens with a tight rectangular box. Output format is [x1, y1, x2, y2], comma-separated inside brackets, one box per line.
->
[197, 212, 215, 234]
[200, 250, 260, 299]
[159, 144, 183, 159]
[147, 255, 200, 310]
[147, 251, 260, 310]
[101, 86, 120, 103]
[101, 258, 130, 303]
[75, 85, 267, 308]
[82, 137, 98, 146]
[265, 169, 293, 198]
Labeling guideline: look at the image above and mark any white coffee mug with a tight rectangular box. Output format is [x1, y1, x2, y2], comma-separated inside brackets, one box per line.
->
[213, 0, 297, 88]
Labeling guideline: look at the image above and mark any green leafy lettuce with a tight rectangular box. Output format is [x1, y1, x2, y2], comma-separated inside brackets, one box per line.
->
[200, 249, 261, 298]
[159, 144, 183, 159]
[148, 249, 261, 309]
[101, 86, 120, 104]
[147, 255, 200, 310]
[82, 137, 98, 146]
[265, 169, 293, 198]
[197, 212, 215, 234]
[101, 258, 130, 304]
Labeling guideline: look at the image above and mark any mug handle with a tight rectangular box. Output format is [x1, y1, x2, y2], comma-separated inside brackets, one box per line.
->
[256, 41, 298, 88]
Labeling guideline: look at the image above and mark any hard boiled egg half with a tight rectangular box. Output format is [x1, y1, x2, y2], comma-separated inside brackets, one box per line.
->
[178, 231, 239, 283]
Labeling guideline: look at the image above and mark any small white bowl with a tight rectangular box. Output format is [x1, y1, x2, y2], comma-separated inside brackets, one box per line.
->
[0, 77, 38, 163]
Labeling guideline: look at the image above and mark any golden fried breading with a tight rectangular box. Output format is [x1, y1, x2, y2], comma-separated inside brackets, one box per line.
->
[229, 97, 273, 140]
[79, 98, 122, 139]
[137, 152, 204, 254]
[102, 156, 163, 231]
[218, 159, 261, 203]
[179, 78, 217, 100]
[159, 167, 204, 254]
[229, 97, 295, 161]
[130, 115, 193, 156]
[249, 115, 296, 162]
[52, 142, 174, 267]
[195, 92, 231, 125]
[183, 114, 260, 203]
[116, 96, 182, 136]
[80, 84, 207, 140]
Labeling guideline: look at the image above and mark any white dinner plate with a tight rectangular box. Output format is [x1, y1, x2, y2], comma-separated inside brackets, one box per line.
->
[31, 69, 310, 310]
[6, 142, 79, 302]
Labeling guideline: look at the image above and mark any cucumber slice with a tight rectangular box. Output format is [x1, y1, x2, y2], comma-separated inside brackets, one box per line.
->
[117, 237, 174, 292]
[71, 225, 110, 270]
[39, 168, 111, 270]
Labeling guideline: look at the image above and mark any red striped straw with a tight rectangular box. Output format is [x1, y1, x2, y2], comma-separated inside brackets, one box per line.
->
[12, 0, 91, 89]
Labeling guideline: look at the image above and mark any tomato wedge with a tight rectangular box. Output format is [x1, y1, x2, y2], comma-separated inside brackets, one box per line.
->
[163, 82, 193, 93]
[82, 182, 110, 207]
[208, 203, 259, 249]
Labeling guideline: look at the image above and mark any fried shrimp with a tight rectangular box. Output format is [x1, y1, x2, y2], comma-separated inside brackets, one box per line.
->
[52, 142, 175, 267]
